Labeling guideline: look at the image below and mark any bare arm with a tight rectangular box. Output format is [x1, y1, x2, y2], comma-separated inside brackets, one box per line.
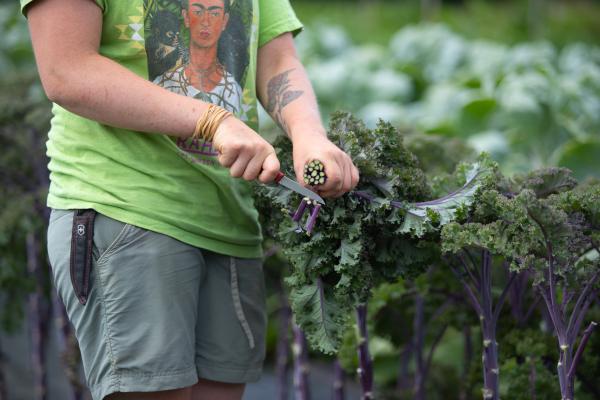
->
[26, 0, 279, 182]
[257, 33, 359, 198]
[27, 0, 204, 138]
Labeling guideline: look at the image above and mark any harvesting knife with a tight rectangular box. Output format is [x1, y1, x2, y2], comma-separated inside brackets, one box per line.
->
[275, 171, 324, 204]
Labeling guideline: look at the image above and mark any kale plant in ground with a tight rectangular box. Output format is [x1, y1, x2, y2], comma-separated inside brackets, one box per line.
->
[441, 168, 600, 400]
[256, 113, 599, 400]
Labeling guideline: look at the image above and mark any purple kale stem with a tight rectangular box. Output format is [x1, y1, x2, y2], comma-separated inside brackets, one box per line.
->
[547, 242, 557, 316]
[529, 210, 567, 339]
[292, 198, 308, 222]
[480, 250, 499, 400]
[411, 286, 452, 400]
[460, 325, 473, 400]
[0, 340, 6, 400]
[276, 293, 292, 400]
[396, 345, 412, 393]
[356, 304, 374, 400]
[448, 261, 483, 317]
[569, 293, 595, 347]
[333, 359, 345, 400]
[452, 249, 515, 400]
[508, 271, 526, 327]
[353, 168, 479, 209]
[567, 321, 597, 383]
[353, 191, 375, 202]
[538, 277, 598, 399]
[27, 232, 48, 400]
[539, 288, 562, 338]
[492, 271, 517, 323]
[566, 271, 599, 341]
[413, 294, 425, 400]
[561, 286, 572, 317]
[458, 252, 481, 291]
[423, 323, 449, 384]
[529, 357, 537, 400]
[524, 296, 541, 323]
[509, 270, 542, 328]
[304, 204, 321, 235]
[292, 324, 311, 400]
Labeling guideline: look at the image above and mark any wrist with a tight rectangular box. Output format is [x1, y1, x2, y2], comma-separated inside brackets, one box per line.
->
[288, 123, 328, 144]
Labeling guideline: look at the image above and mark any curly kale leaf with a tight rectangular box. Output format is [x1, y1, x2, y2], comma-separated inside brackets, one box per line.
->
[516, 167, 578, 198]
[400, 154, 497, 237]
[288, 278, 350, 354]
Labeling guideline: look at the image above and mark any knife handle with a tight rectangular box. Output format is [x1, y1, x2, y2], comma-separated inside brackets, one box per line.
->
[275, 171, 285, 183]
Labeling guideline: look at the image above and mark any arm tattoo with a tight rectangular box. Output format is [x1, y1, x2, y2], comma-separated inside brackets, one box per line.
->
[265, 68, 304, 133]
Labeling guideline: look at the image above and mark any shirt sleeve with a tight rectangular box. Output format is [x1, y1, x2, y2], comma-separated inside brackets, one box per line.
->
[258, 0, 304, 47]
[21, 0, 106, 16]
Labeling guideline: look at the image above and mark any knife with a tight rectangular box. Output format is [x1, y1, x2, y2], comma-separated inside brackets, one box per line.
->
[275, 171, 324, 204]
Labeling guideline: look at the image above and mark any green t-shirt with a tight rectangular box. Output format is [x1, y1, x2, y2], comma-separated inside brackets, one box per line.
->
[22, 0, 303, 258]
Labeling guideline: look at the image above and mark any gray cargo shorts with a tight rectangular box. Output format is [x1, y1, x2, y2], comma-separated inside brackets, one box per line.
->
[47, 209, 267, 400]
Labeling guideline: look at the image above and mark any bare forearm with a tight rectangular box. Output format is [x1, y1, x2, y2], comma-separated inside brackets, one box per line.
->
[26, 0, 206, 139]
[26, 0, 281, 183]
[256, 33, 359, 197]
[47, 54, 205, 138]
[257, 36, 325, 141]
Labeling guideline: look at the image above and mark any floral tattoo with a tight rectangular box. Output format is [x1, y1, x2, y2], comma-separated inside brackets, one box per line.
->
[266, 69, 304, 132]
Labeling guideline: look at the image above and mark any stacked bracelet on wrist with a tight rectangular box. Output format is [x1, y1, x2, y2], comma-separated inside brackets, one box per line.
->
[192, 104, 233, 143]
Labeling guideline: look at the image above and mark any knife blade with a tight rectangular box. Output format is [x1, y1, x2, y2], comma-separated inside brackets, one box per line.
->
[275, 171, 324, 204]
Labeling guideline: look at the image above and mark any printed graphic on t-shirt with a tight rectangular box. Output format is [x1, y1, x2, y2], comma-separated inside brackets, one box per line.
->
[144, 0, 252, 165]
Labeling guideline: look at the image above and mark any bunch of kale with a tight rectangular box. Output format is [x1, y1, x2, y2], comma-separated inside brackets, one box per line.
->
[254, 112, 495, 353]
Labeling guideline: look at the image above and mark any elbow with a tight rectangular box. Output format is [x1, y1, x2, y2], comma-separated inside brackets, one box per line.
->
[41, 70, 70, 105]
[39, 63, 85, 108]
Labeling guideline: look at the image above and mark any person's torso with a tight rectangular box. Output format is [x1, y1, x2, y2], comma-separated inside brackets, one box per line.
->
[45, 0, 265, 258]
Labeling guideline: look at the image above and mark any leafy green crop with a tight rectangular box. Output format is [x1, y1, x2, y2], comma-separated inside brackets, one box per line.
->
[441, 167, 600, 400]
[254, 112, 495, 353]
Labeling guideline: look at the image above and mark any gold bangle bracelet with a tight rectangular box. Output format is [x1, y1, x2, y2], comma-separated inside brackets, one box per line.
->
[192, 104, 232, 142]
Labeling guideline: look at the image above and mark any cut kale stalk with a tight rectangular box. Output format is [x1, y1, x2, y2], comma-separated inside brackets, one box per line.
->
[290, 197, 321, 235]
[304, 160, 327, 186]
[292, 198, 308, 222]
[305, 204, 322, 235]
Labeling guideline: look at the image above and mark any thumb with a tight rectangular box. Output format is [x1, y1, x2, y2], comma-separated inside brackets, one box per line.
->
[258, 152, 281, 183]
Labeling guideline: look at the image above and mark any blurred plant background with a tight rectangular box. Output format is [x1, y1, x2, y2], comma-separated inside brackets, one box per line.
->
[0, 0, 599, 399]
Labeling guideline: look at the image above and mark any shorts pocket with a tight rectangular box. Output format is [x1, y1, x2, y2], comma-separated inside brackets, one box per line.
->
[93, 215, 142, 264]
[96, 224, 138, 264]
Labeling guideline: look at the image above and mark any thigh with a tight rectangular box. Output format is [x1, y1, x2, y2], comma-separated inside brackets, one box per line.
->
[194, 251, 267, 384]
[106, 387, 192, 400]
[191, 378, 244, 400]
[47, 209, 204, 400]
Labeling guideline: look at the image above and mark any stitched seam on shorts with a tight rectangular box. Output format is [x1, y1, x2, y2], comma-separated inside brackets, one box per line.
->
[96, 223, 136, 265]
[229, 257, 255, 349]
[117, 366, 197, 378]
[93, 258, 121, 392]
